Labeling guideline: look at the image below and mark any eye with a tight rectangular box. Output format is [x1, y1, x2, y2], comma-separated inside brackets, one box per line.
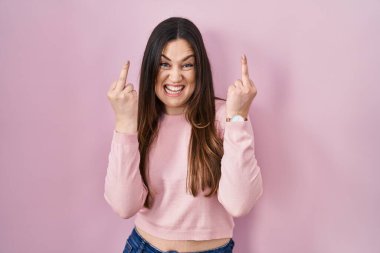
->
[183, 63, 194, 69]
[159, 62, 170, 69]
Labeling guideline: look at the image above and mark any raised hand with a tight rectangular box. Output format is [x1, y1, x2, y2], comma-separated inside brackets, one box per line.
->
[226, 54, 257, 119]
[107, 61, 138, 133]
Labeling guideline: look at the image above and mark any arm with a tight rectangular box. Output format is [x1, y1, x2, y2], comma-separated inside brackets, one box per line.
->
[104, 130, 148, 219]
[217, 106, 263, 217]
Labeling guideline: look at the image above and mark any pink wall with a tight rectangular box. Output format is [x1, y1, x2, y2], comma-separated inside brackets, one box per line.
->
[1, 0, 379, 252]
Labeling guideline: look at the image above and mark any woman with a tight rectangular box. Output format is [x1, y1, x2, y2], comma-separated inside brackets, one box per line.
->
[105, 17, 263, 253]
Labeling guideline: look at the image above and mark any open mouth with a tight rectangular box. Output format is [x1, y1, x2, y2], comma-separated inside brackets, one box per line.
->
[164, 85, 185, 95]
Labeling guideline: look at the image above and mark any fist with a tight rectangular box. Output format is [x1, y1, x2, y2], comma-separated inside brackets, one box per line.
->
[107, 61, 138, 133]
[226, 54, 257, 118]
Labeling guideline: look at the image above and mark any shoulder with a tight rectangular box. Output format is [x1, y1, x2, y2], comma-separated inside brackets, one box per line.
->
[215, 98, 226, 120]
[214, 98, 226, 137]
[215, 98, 226, 111]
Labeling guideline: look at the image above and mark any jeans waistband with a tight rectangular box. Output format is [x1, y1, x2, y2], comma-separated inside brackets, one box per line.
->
[127, 226, 234, 253]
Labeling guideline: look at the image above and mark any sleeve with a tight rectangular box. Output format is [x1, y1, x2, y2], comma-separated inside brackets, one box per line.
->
[103, 130, 148, 219]
[216, 103, 264, 217]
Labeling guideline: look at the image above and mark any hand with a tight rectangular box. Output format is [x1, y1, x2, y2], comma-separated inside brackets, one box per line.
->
[107, 61, 138, 133]
[226, 54, 257, 118]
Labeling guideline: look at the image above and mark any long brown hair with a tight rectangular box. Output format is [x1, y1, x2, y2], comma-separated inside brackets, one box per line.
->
[138, 17, 223, 208]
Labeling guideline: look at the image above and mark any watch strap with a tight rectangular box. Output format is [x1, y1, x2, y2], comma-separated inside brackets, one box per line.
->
[226, 115, 248, 122]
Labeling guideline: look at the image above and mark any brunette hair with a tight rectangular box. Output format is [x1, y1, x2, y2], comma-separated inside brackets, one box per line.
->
[138, 17, 223, 208]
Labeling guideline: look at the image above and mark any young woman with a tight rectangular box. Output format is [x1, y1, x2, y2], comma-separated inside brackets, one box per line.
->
[105, 17, 263, 253]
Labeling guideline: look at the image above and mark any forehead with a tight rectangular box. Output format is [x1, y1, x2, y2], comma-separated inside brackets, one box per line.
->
[161, 39, 194, 58]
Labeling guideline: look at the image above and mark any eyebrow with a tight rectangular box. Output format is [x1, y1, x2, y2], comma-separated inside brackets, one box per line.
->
[161, 54, 195, 62]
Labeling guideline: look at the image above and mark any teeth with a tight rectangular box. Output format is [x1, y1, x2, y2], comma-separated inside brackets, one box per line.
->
[164, 85, 185, 94]
[165, 85, 184, 91]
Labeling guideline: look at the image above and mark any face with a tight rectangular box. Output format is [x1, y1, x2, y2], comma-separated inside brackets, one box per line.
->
[155, 38, 196, 115]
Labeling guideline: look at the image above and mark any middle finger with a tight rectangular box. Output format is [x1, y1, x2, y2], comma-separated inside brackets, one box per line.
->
[115, 61, 130, 92]
[241, 54, 251, 86]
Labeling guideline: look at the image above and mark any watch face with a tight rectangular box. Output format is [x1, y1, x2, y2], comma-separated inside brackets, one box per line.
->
[231, 115, 245, 122]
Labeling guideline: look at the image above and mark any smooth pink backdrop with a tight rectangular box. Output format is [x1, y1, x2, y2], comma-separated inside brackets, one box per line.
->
[1, 0, 379, 252]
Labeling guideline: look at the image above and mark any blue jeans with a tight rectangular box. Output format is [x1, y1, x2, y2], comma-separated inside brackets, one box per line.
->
[123, 226, 235, 253]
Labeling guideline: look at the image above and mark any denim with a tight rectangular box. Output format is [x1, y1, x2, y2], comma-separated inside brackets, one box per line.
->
[123, 227, 235, 253]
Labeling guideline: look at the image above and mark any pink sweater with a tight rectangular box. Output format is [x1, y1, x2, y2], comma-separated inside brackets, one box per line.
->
[104, 100, 263, 240]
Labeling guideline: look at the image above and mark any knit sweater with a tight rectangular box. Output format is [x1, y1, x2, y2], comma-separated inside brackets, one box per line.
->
[104, 100, 263, 240]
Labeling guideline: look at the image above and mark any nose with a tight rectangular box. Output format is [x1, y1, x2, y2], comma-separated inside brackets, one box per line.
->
[169, 66, 183, 83]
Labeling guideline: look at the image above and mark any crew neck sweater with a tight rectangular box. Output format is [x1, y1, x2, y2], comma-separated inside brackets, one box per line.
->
[104, 100, 263, 240]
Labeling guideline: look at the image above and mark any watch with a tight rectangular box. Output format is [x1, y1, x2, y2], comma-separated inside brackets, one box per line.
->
[226, 115, 247, 122]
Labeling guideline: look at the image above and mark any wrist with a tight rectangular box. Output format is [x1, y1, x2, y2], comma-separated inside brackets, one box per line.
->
[226, 110, 248, 121]
[115, 121, 137, 134]
[226, 110, 248, 118]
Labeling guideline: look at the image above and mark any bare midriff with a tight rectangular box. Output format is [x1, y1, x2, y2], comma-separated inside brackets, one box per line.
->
[135, 226, 231, 252]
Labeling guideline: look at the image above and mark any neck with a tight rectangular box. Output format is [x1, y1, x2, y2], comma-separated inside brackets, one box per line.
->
[164, 106, 186, 115]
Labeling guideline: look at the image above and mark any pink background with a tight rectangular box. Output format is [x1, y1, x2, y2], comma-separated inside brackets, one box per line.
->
[1, 0, 379, 252]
